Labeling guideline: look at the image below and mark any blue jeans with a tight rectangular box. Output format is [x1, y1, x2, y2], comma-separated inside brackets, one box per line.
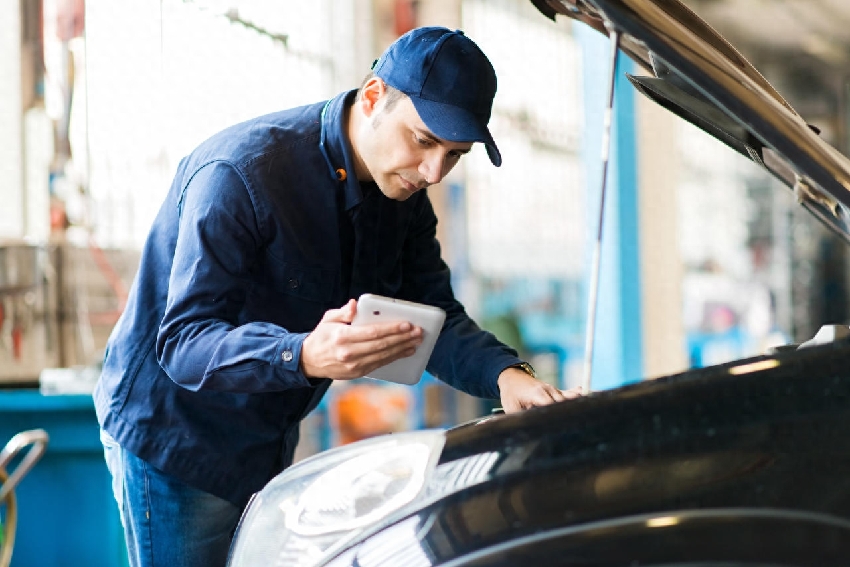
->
[101, 430, 243, 567]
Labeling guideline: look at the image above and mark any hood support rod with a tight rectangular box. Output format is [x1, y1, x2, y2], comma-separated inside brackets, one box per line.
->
[583, 27, 621, 395]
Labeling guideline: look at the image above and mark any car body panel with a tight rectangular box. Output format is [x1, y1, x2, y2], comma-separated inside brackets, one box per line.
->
[317, 340, 850, 565]
[327, 509, 850, 566]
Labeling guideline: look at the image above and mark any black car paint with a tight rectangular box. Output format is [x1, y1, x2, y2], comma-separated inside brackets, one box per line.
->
[323, 340, 850, 565]
[330, 510, 850, 566]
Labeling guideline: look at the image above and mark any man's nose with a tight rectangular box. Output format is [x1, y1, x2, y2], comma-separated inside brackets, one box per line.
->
[419, 153, 446, 186]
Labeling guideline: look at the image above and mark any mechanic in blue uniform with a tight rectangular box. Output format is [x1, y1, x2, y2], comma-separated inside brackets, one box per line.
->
[94, 26, 580, 567]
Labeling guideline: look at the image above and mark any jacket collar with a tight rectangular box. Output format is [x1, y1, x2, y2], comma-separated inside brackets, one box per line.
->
[319, 89, 365, 211]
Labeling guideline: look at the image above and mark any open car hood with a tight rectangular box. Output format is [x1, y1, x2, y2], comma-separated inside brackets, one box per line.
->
[531, 0, 850, 242]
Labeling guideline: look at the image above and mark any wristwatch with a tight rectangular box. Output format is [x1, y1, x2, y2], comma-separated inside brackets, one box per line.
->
[509, 361, 537, 378]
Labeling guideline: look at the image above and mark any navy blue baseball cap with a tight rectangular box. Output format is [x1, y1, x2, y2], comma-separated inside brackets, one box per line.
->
[373, 27, 502, 167]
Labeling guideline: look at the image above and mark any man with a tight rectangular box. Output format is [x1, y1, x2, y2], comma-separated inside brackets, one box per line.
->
[95, 26, 580, 567]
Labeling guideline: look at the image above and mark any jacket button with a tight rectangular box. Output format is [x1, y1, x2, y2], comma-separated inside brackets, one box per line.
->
[282, 350, 293, 362]
[288, 278, 299, 289]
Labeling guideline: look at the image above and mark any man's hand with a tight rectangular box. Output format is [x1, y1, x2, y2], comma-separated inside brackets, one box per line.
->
[497, 367, 583, 413]
[300, 299, 423, 380]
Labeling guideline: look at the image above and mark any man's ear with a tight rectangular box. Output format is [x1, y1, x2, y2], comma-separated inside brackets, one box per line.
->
[358, 77, 386, 118]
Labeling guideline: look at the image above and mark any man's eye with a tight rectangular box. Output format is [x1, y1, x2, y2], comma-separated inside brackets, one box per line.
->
[415, 135, 432, 146]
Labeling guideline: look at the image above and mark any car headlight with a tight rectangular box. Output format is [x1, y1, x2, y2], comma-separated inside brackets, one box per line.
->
[226, 430, 446, 567]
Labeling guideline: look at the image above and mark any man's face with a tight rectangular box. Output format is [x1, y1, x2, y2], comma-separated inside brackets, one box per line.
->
[353, 90, 474, 201]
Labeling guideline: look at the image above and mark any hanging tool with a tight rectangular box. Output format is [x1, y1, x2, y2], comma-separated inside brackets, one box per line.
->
[1, 429, 49, 567]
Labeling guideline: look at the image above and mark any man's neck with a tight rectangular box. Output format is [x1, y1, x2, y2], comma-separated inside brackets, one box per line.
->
[345, 99, 373, 182]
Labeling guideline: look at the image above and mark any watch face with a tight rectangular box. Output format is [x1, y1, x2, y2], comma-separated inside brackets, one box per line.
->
[517, 362, 536, 377]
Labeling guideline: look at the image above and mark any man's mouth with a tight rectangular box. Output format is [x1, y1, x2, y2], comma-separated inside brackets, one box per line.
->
[399, 175, 423, 193]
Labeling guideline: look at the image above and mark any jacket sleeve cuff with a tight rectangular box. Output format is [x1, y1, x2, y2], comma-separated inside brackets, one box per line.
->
[274, 332, 313, 387]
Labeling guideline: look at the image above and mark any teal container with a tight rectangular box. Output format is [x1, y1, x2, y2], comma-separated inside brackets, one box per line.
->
[0, 391, 127, 567]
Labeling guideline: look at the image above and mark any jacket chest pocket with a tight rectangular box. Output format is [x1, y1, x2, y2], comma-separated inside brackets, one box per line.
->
[248, 260, 339, 331]
[271, 261, 336, 303]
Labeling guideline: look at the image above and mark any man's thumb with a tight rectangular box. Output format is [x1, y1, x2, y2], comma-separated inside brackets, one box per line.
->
[323, 299, 357, 324]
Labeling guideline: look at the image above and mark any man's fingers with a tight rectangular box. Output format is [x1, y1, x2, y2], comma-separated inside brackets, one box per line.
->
[560, 387, 583, 400]
[548, 386, 567, 403]
[341, 329, 422, 364]
[515, 384, 580, 411]
[344, 320, 420, 343]
[517, 384, 559, 410]
[358, 343, 419, 373]
[329, 339, 419, 380]
[493, 384, 585, 415]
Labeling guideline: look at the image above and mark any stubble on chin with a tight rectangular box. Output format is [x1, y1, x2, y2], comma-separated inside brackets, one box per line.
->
[375, 175, 414, 202]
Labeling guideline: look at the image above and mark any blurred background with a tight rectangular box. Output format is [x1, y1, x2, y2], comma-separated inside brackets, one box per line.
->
[3, 0, 850, 564]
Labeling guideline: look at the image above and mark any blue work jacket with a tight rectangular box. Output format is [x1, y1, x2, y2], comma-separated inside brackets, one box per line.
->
[93, 90, 520, 507]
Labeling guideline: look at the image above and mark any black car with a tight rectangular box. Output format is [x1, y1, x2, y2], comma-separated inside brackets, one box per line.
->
[226, 0, 850, 565]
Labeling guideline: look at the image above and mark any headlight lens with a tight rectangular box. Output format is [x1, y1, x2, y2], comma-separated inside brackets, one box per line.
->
[227, 430, 445, 567]
[291, 441, 432, 535]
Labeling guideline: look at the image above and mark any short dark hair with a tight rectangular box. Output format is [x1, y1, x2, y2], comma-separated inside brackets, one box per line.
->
[356, 72, 406, 114]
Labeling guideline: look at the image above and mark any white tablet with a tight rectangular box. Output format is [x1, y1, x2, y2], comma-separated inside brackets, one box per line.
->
[351, 294, 446, 385]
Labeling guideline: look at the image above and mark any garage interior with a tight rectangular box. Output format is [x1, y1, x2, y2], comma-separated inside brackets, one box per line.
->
[2, 0, 850, 565]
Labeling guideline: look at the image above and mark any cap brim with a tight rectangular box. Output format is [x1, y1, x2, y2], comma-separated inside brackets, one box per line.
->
[409, 96, 502, 167]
